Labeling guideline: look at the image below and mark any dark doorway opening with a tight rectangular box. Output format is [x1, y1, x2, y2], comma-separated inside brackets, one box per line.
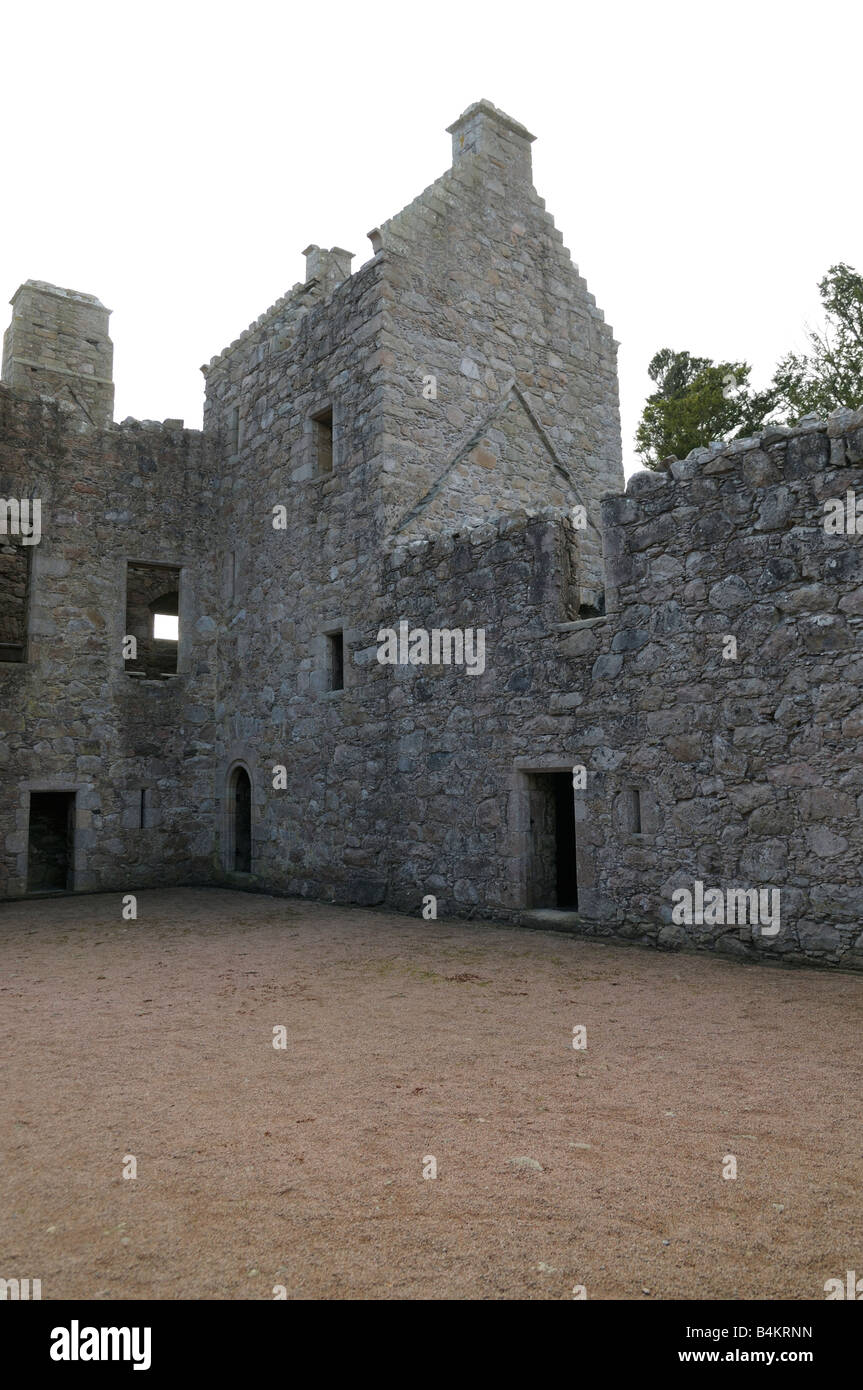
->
[232, 767, 252, 873]
[27, 791, 75, 892]
[527, 772, 577, 909]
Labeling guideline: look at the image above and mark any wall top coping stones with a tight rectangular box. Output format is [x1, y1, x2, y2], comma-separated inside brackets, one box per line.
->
[9, 280, 109, 311]
[202, 252, 385, 379]
[201, 281, 307, 376]
[624, 406, 863, 494]
[116, 416, 200, 436]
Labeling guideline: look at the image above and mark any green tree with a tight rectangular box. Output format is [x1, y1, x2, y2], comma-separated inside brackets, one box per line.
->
[635, 350, 775, 469]
[771, 263, 863, 421]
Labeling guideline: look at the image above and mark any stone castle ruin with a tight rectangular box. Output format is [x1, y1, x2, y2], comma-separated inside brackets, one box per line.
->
[2, 100, 863, 970]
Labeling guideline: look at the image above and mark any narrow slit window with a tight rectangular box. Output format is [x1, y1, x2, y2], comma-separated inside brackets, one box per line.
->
[228, 551, 237, 602]
[0, 542, 29, 663]
[313, 407, 333, 474]
[629, 786, 642, 834]
[327, 630, 344, 691]
[229, 405, 240, 454]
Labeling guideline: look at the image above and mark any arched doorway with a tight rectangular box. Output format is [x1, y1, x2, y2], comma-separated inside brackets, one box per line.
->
[228, 765, 252, 873]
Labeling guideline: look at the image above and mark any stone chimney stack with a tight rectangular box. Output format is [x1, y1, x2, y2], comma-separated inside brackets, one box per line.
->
[302, 245, 355, 294]
[1, 280, 114, 427]
[446, 100, 535, 182]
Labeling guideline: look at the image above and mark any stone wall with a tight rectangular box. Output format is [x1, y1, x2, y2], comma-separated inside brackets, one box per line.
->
[0, 540, 28, 661]
[573, 410, 863, 969]
[370, 513, 576, 917]
[200, 253, 390, 891]
[0, 386, 219, 895]
[329, 409, 863, 970]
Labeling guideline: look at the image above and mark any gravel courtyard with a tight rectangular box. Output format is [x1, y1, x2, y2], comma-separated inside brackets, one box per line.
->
[1, 887, 860, 1301]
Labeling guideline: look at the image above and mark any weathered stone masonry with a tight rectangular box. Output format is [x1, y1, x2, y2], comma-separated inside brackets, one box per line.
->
[2, 99, 862, 969]
[0, 389, 219, 893]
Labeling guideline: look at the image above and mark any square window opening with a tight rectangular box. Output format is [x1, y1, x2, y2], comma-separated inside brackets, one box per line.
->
[125, 563, 181, 677]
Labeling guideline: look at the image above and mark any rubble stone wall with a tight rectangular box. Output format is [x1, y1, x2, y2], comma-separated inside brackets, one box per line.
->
[0, 386, 219, 895]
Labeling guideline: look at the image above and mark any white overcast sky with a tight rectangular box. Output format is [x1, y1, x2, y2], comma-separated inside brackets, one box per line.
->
[2, 0, 860, 475]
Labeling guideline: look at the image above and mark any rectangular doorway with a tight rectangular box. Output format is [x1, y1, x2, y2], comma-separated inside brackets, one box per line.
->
[27, 792, 75, 892]
[526, 772, 577, 909]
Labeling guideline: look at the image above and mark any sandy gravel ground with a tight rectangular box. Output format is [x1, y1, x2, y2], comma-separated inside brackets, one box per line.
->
[0, 887, 860, 1301]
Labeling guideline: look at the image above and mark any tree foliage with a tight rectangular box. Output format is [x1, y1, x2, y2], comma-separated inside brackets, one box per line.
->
[635, 352, 774, 470]
[635, 264, 863, 469]
[771, 263, 863, 421]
